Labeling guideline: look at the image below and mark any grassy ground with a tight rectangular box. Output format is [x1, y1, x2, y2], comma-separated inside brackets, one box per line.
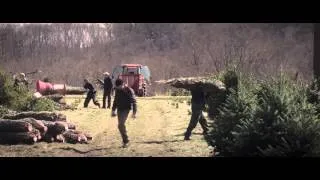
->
[0, 95, 213, 157]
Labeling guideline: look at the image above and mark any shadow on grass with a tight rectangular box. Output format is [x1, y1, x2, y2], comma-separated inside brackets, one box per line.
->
[137, 140, 184, 144]
[59, 147, 112, 154]
[174, 132, 204, 136]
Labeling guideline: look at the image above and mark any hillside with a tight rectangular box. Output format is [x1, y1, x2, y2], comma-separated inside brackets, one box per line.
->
[0, 23, 313, 94]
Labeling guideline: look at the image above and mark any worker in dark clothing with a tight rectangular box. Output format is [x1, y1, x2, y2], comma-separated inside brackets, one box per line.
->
[13, 73, 29, 88]
[184, 87, 209, 140]
[102, 72, 113, 109]
[83, 79, 101, 108]
[111, 78, 137, 148]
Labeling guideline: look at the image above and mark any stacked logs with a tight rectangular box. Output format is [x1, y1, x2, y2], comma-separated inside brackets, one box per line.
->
[0, 111, 92, 145]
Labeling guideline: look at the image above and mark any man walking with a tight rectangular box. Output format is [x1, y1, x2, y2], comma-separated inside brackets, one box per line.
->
[111, 78, 137, 147]
[184, 86, 209, 140]
[101, 72, 113, 109]
[83, 79, 101, 108]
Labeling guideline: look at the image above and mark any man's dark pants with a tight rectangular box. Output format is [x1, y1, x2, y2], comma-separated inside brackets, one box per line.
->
[185, 103, 209, 138]
[102, 90, 112, 108]
[84, 91, 100, 108]
[117, 109, 130, 143]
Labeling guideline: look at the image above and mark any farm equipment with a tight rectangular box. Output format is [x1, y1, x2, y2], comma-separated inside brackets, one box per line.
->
[111, 64, 151, 97]
[35, 80, 87, 96]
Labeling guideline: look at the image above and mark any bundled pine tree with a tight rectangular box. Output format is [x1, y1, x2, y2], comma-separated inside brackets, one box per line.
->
[0, 70, 32, 111]
[0, 69, 58, 112]
[206, 70, 238, 119]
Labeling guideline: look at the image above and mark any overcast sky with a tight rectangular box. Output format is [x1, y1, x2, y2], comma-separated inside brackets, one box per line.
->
[1, 23, 108, 28]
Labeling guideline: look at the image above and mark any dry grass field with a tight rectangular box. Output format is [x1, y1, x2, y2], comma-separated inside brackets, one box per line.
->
[0, 95, 213, 157]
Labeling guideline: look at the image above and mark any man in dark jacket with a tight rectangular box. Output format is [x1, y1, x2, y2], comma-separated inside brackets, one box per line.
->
[184, 86, 209, 140]
[111, 78, 137, 148]
[83, 79, 101, 108]
[102, 72, 113, 109]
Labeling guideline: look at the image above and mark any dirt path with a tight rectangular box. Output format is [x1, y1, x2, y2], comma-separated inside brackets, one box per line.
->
[0, 96, 213, 157]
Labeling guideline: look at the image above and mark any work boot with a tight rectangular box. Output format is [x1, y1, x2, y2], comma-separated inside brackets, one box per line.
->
[184, 131, 191, 140]
[122, 140, 130, 148]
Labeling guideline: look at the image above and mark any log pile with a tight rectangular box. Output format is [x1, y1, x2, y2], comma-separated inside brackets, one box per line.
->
[0, 111, 92, 145]
[3, 111, 67, 121]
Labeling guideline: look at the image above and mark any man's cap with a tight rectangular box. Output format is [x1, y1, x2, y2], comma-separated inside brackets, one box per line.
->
[19, 73, 25, 77]
[103, 72, 110, 76]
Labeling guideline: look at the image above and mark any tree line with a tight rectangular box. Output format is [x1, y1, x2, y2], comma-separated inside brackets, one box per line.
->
[0, 23, 314, 92]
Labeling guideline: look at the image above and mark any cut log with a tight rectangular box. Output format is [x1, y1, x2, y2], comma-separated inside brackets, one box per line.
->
[0, 119, 33, 132]
[67, 122, 76, 130]
[54, 122, 69, 134]
[33, 92, 42, 98]
[58, 122, 76, 130]
[63, 131, 81, 144]
[57, 121, 76, 130]
[65, 129, 81, 134]
[3, 111, 67, 122]
[40, 120, 55, 136]
[65, 130, 92, 141]
[155, 77, 226, 93]
[34, 120, 48, 135]
[43, 134, 54, 143]
[54, 134, 65, 143]
[47, 122, 68, 136]
[0, 132, 37, 144]
[79, 134, 88, 144]
[58, 98, 66, 105]
[84, 133, 93, 141]
[11, 118, 48, 135]
[45, 121, 68, 137]
[31, 128, 41, 140]
[41, 120, 55, 128]
[65, 86, 87, 95]
[54, 121, 68, 129]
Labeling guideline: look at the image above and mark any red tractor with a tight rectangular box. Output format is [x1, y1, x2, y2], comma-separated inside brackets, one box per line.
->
[111, 64, 151, 97]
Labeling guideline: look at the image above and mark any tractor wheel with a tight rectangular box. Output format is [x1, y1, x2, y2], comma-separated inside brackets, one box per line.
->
[143, 87, 147, 97]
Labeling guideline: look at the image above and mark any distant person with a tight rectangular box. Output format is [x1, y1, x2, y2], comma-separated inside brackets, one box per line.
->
[83, 78, 101, 108]
[102, 72, 113, 109]
[111, 78, 137, 148]
[13, 73, 29, 88]
[43, 77, 51, 83]
[184, 86, 209, 140]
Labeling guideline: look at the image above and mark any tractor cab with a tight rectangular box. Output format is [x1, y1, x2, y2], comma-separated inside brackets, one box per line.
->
[111, 64, 151, 96]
